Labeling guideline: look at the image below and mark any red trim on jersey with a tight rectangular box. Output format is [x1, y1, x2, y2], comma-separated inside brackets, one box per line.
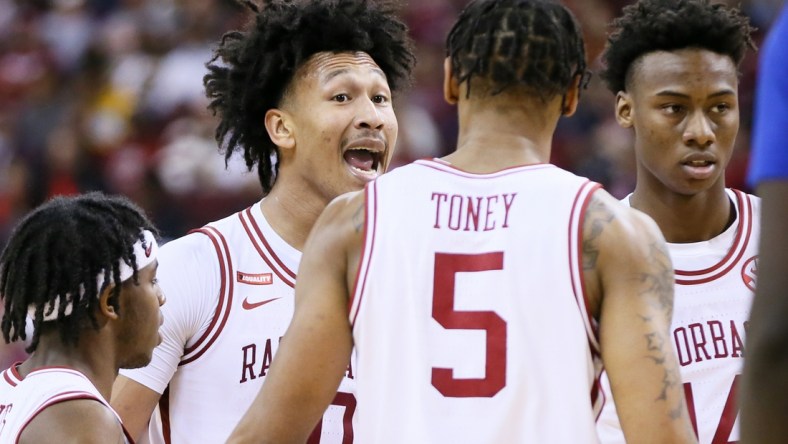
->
[348, 186, 372, 318]
[15, 392, 104, 444]
[121, 425, 135, 444]
[180, 227, 235, 365]
[414, 158, 554, 179]
[244, 207, 296, 279]
[159, 385, 172, 444]
[351, 182, 378, 327]
[3, 365, 19, 386]
[239, 209, 296, 288]
[568, 182, 602, 353]
[675, 190, 753, 285]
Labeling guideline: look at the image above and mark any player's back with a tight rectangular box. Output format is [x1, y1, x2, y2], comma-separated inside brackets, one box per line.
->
[350, 159, 603, 443]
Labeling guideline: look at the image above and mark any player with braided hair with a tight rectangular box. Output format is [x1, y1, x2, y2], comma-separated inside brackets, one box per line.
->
[0, 192, 164, 443]
[111, 0, 415, 442]
[596, 1, 757, 443]
[228, 1, 693, 442]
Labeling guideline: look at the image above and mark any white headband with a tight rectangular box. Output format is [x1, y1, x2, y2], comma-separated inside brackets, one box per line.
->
[29, 230, 159, 322]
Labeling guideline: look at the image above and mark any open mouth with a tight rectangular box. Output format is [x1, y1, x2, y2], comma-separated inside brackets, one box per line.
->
[343, 148, 382, 178]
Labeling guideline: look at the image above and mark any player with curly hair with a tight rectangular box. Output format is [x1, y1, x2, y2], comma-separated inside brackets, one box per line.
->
[110, 0, 415, 442]
[596, 1, 758, 443]
[227, 1, 695, 442]
[0, 192, 164, 443]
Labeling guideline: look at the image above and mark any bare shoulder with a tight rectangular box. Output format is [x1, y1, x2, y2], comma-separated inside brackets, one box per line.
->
[581, 189, 671, 317]
[313, 189, 367, 240]
[583, 189, 665, 259]
[20, 399, 125, 444]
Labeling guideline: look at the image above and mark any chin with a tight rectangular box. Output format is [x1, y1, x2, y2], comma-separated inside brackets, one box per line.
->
[119, 352, 154, 370]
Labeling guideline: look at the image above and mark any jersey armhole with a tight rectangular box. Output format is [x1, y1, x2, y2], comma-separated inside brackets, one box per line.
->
[349, 182, 378, 328]
[179, 227, 235, 366]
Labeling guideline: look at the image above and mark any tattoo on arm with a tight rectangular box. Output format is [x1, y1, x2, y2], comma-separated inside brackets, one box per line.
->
[352, 202, 365, 233]
[637, 240, 686, 420]
[582, 197, 615, 271]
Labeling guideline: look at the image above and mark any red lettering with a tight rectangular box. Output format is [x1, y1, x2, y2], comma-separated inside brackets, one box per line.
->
[501, 193, 516, 228]
[258, 338, 273, 377]
[431, 193, 448, 229]
[464, 196, 482, 232]
[674, 327, 693, 366]
[483, 196, 498, 231]
[731, 321, 744, 358]
[448, 195, 463, 231]
[689, 323, 712, 362]
[707, 320, 729, 359]
[240, 344, 257, 383]
[346, 360, 354, 379]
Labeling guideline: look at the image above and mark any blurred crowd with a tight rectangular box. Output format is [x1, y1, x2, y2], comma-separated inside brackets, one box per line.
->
[0, 0, 783, 364]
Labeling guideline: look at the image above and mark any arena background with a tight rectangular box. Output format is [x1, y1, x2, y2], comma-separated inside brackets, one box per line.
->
[0, 0, 783, 364]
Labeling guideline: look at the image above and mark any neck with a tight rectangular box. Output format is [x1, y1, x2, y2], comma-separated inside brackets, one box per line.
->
[442, 95, 561, 172]
[260, 180, 329, 251]
[19, 330, 117, 400]
[630, 179, 733, 243]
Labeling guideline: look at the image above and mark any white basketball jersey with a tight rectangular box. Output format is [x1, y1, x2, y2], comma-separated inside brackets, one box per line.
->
[350, 159, 603, 443]
[597, 189, 759, 444]
[0, 364, 132, 443]
[158, 205, 356, 443]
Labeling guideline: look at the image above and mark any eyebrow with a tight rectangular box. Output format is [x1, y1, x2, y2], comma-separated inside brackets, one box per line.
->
[654, 89, 736, 99]
[322, 67, 387, 83]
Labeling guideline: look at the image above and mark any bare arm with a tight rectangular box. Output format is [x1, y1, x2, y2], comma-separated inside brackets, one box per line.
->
[110, 375, 161, 441]
[584, 191, 696, 444]
[19, 399, 127, 444]
[741, 182, 788, 443]
[227, 191, 363, 444]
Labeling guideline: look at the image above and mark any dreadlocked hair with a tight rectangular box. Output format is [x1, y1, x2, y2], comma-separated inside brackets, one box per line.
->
[446, 0, 588, 100]
[0, 192, 158, 353]
[602, 0, 757, 93]
[204, 0, 416, 195]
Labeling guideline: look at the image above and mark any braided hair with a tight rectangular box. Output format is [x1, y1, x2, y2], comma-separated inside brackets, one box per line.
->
[0, 192, 158, 353]
[601, 0, 756, 93]
[446, 0, 588, 100]
[204, 0, 416, 195]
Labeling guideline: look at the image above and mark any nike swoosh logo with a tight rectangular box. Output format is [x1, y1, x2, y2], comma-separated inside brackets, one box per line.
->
[242, 297, 281, 310]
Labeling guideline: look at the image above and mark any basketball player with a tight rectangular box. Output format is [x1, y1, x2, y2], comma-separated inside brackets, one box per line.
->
[741, 5, 788, 443]
[227, 1, 695, 442]
[595, 1, 758, 443]
[0, 192, 164, 443]
[109, 0, 415, 442]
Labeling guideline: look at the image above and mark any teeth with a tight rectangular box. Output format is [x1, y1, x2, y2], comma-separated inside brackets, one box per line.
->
[688, 160, 710, 166]
[350, 165, 377, 175]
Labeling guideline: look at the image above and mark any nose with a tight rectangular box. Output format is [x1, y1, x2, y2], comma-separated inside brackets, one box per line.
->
[355, 96, 385, 130]
[158, 290, 166, 307]
[683, 110, 716, 148]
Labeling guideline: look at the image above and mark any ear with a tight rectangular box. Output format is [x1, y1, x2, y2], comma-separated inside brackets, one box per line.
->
[443, 57, 460, 105]
[98, 284, 120, 322]
[615, 91, 634, 128]
[264, 108, 296, 150]
[561, 74, 583, 117]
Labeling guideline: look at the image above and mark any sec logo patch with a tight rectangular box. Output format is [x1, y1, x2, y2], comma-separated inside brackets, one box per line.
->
[741, 256, 758, 292]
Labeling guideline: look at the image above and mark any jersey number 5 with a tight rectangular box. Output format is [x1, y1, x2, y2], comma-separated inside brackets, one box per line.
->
[431, 252, 507, 398]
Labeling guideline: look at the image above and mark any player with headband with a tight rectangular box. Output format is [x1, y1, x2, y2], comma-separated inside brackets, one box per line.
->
[0, 192, 166, 443]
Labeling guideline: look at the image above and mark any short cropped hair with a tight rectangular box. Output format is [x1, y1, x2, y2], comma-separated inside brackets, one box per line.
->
[602, 0, 756, 93]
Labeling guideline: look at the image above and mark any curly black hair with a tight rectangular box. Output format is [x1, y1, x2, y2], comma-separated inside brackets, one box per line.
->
[204, 0, 416, 195]
[446, 0, 588, 100]
[602, 0, 757, 93]
[0, 192, 158, 353]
